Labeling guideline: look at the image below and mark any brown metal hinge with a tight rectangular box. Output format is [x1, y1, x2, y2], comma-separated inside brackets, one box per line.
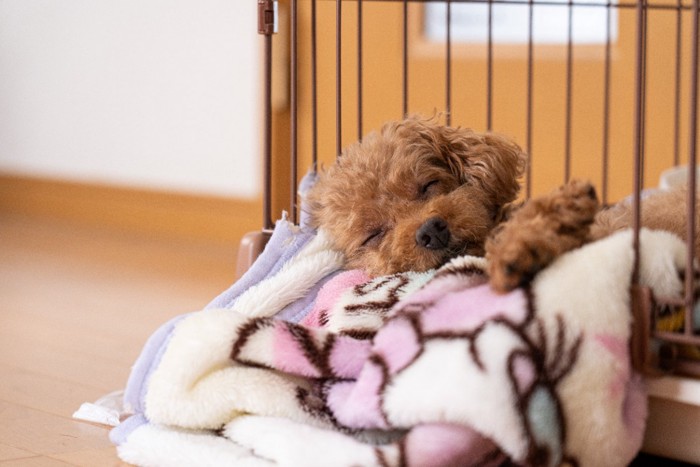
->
[258, 0, 278, 35]
[630, 285, 653, 374]
[630, 285, 666, 376]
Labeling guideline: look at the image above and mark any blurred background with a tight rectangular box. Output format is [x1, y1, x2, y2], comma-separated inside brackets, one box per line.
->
[0, 3, 268, 464]
[0, 0, 263, 247]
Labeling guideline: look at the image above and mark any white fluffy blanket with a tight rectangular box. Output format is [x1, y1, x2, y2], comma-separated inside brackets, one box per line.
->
[111, 227, 688, 467]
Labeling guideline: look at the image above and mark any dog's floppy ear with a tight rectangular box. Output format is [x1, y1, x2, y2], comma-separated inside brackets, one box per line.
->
[446, 128, 526, 206]
[414, 117, 527, 207]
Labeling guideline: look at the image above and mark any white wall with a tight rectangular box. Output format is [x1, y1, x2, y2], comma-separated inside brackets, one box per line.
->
[0, 0, 261, 198]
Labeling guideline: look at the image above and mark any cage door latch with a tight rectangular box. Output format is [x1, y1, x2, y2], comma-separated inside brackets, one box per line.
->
[258, 0, 278, 35]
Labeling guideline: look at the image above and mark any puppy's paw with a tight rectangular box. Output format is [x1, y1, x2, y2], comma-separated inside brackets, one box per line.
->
[487, 222, 558, 293]
[486, 179, 600, 293]
[552, 179, 600, 230]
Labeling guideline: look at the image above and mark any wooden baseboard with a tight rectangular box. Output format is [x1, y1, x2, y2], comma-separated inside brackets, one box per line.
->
[0, 174, 263, 246]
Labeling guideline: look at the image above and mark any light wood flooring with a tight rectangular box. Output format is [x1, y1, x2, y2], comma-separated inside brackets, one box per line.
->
[0, 213, 241, 466]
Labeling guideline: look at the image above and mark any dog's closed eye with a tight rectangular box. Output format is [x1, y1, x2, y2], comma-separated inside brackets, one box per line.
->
[420, 180, 441, 198]
[362, 228, 385, 248]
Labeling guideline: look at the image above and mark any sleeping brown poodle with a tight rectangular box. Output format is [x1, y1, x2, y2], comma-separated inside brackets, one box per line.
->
[306, 115, 527, 276]
[306, 115, 697, 292]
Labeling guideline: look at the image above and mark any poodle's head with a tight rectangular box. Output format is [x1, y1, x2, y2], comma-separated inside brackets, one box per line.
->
[306, 115, 527, 275]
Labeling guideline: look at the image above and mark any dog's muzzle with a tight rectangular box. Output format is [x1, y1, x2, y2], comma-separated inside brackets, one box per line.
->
[416, 216, 450, 250]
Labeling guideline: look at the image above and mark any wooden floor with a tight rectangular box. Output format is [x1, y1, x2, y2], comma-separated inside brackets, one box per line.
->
[0, 213, 241, 466]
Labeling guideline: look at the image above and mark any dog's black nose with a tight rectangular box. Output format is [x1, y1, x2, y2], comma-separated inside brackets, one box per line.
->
[416, 217, 450, 250]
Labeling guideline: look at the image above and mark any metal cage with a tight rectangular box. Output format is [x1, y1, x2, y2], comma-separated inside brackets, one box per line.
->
[251, 0, 700, 378]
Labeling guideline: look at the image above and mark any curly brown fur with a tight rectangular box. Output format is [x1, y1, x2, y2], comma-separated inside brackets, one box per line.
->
[307, 115, 696, 292]
[487, 180, 699, 293]
[486, 180, 600, 292]
[305, 115, 527, 276]
[591, 186, 697, 248]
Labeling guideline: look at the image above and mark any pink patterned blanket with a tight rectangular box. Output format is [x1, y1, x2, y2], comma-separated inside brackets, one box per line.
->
[113, 228, 689, 467]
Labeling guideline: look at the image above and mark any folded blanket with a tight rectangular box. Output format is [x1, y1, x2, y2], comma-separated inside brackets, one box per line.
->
[113, 227, 688, 467]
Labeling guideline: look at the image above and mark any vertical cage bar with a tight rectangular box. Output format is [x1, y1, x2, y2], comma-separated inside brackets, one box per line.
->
[311, 0, 318, 171]
[487, 0, 493, 131]
[257, 0, 276, 230]
[290, 0, 298, 224]
[446, 0, 452, 126]
[336, 0, 342, 157]
[632, 0, 646, 286]
[263, 33, 273, 230]
[526, 0, 534, 199]
[640, 6, 648, 182]
[686, 0, 699, 333]
[602, 2, 612, 205]
[564, 0, 574, 183]
[358, 0, 363, 141]
[674, 0, 683, 167]
[403, 0, 409, 117]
